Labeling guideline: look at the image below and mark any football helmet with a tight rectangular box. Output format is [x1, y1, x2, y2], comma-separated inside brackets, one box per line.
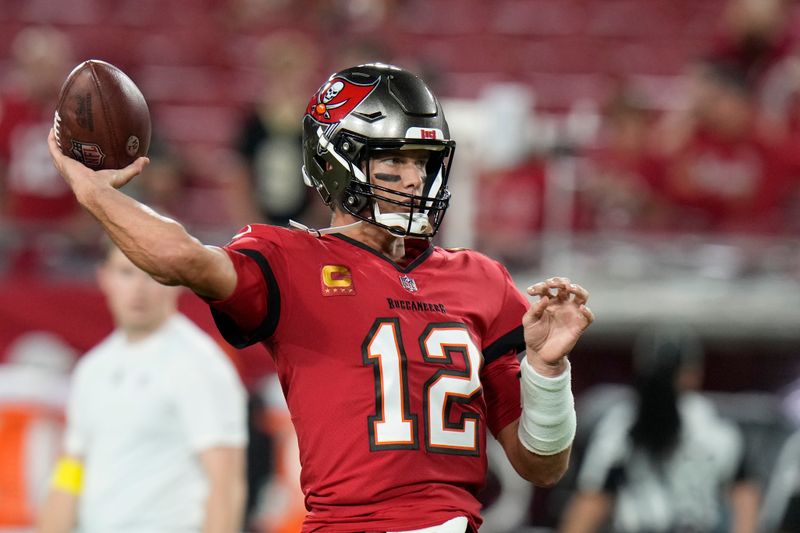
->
[302, 63, 456, 238]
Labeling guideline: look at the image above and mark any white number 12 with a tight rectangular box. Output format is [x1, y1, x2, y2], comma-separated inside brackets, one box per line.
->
[363, 319, 483, 455]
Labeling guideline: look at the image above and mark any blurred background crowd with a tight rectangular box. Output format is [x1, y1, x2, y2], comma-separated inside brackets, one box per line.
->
[2, 0, 800, 531]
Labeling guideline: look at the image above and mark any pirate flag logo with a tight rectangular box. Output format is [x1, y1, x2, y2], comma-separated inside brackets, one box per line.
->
[306, 77, 379, 125]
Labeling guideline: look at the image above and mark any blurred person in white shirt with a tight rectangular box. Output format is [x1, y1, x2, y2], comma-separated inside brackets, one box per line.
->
[37, 244, 248, 533]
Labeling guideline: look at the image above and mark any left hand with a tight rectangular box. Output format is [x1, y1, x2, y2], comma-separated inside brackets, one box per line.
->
[523, 277, 594, 376]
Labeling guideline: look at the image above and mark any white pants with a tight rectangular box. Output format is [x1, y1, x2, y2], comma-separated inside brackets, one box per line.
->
[390, 516, 468, 533]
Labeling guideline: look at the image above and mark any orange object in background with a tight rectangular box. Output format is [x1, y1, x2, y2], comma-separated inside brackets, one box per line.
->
[0, 404, 65, 527]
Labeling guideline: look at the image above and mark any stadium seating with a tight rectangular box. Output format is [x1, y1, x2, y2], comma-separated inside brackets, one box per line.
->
[0, 0, 732, 152]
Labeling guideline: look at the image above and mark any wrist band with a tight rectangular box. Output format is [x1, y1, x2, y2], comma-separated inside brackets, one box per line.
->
[517, 357, 577, 456]
[50, 457, 84, 495]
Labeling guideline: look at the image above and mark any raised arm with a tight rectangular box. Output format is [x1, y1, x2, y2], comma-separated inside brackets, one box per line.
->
[47, 129, 236, 299]
[498, 277, 594, 486]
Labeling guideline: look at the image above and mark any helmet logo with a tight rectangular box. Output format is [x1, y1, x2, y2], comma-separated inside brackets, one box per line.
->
[323, 81, 344, 103]
[307, 77, 379, 124]
[405, 127, 444, 140]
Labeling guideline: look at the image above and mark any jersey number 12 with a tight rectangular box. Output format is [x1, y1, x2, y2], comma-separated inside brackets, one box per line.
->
[363, 318, 482, 456]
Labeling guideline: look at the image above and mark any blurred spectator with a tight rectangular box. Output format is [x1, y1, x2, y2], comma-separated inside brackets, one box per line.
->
[0, 331, 75, 532]
[37, 244, 248, 533]
[574, 84, 667, 233]
[126, 139, 246, 244]
[0, 25, 73, 222]
[0, 26, 101, 276]
[474, 159, 545, 269]
[756, 50, 800, 234]
[650, 60, 792, 234]
[559, 323, 760, 533]
[709, 0, 795, 91]
[122, 137, 219, 239]
[225, 30, 328, 230]
[127, 139, 188, 217]
[473, 82, 545, 266]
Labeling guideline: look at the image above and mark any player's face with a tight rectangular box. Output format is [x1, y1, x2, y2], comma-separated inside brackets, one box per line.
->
[98, 247, 180, 340]
[367, 149, 429, 213]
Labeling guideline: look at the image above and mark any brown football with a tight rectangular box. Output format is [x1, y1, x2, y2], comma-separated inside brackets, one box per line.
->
[54, 60, 151, 170]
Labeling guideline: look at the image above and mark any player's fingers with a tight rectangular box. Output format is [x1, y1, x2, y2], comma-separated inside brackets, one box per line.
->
[47, 128, 64, 164]
[48, 128, 88, 181]
[527, 282, 549, 297]
[570, 283, 590, 306]
[48, 128, 89, 175]
[533, 295, 549, 319]
[128, 156, 151, 174]
[580, 304, 595, 325]
[111, 156, 150, 188]
[525, 295, 549, 321]
[547, 276, 571, 300]
[529, 278, 568, 297]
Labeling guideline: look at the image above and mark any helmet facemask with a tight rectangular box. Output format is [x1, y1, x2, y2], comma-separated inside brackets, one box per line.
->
[344, 134, 454, 237]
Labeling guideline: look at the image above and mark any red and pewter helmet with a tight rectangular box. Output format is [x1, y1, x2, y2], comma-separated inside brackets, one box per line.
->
[301, 63, 456, 238]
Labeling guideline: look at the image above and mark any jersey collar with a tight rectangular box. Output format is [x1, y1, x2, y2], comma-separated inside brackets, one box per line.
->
[330, 234, 435, 273]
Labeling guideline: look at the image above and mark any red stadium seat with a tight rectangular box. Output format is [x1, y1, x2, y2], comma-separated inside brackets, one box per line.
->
[491, 0, 586, 36]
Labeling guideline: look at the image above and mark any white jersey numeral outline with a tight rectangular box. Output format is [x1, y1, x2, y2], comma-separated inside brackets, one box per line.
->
[364, 320, 418, 449]
[363, 319, 482, 455]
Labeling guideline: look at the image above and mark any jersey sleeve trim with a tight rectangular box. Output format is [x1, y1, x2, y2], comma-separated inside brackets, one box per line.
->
[210, 248, 281, 348]
[483, 325, 525, 365]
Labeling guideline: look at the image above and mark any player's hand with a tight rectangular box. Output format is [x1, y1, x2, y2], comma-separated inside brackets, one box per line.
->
[48, 128, 149, 195]
[523, 277, 594, 376]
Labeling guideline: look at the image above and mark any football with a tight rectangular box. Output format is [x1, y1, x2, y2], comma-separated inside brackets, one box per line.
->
[54, 59, 151, 170]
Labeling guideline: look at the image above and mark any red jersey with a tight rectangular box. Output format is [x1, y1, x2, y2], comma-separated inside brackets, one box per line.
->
[208, 225, 528, 532]
[657, 128, 791, 233]
[0, 94, 79, 221]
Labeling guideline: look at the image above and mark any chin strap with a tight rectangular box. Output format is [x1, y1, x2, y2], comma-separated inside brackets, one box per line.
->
[372, 202, 433, 236]
[288, 219, 362, 238]
[375, 212, 432, 236]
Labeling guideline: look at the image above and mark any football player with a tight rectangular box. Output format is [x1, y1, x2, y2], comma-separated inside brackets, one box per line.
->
[47, 63, 594, 533]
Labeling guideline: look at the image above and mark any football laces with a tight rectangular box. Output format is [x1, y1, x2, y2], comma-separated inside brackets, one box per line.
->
[53, 111, 62, 149]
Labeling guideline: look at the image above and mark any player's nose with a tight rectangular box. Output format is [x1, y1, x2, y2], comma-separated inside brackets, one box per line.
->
[401, 165, 424, 192]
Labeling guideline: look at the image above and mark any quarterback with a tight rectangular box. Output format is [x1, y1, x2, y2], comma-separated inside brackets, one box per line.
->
[48, 63, 594, 533]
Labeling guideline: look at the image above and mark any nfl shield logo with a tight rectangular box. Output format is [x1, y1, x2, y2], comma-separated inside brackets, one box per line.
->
[399, 275, 418, 293]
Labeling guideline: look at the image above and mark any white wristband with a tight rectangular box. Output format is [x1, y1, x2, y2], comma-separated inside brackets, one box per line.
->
[517, 357, 576, 456]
